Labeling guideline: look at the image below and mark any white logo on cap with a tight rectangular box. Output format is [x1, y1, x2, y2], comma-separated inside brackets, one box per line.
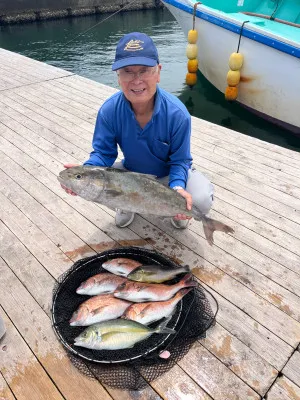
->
[124, 40, 144, 51]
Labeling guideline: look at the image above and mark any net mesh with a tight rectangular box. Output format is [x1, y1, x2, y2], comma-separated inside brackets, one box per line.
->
[52, 246, 218, 389]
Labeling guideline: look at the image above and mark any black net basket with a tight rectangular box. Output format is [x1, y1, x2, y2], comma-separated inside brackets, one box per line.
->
[51, 246, 218, 390]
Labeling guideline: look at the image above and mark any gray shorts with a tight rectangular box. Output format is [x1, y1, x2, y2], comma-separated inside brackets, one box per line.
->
[112, 162, 214, 215]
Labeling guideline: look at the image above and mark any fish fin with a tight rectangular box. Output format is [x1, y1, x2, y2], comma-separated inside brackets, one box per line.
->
[91, 306, 106, 315]
[106, 167, 157, 180]
[105, 189, 123, 197]
[139, 305, 152, 317]
[155, 316, 176, 334]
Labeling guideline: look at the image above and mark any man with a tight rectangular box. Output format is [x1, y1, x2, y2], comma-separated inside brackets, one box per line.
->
[63, 32, 214, 229]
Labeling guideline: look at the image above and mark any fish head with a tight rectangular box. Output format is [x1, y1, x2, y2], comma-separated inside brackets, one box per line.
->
[69, 306, 89, 326]
[74, 326, 102, 348]
[127, 267, 145, 282]
[114, 282, 129, 299]
[58, 166, 106, 201]
[76, 277, 96, 295]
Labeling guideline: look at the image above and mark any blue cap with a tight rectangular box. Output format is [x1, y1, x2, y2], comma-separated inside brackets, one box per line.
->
[112, 32, 159, 71]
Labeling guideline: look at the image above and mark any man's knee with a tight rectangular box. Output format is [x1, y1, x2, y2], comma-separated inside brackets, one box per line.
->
[186, 168, 214, 215]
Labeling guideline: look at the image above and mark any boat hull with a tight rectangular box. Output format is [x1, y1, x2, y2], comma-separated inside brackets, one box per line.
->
[164, 1, 300, 134]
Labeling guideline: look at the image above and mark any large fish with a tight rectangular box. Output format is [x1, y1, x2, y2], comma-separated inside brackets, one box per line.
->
[58, 166, 234, 245]
[122, 287, 192, 325]
[127, 264, 190, 283]
[70, 294, 131, 326]
[114, 273, 197, 302]
[74, 318, 175, 350]
[76, 272, 127, 295]
[102, 258, 142, 277]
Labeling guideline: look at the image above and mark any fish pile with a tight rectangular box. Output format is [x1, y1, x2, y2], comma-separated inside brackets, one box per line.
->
[58, 166, 234, 245]
[71, 257, 196, 351]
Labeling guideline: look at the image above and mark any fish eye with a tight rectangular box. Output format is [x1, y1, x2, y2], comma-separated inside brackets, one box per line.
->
[118, 282, 126, 289]
[76, 174, 82, 179]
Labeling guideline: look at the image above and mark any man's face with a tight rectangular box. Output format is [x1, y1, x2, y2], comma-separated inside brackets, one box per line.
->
[117, 65, 161, 107]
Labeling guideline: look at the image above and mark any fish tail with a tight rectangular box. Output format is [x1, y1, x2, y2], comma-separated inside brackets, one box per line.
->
[155, 315, 176, 334]
[178, 273, 197, 288]
[201, 216, 234, 246]
[182, 265, 190, 273]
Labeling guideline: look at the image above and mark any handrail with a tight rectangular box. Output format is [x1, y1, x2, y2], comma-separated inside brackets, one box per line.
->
[240, 11, 300, 28]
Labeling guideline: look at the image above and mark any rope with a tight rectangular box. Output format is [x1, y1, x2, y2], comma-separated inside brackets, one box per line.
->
[192, 2, 201, 30]
[237, 20, 249, 53]
[54, 0, 141, 50]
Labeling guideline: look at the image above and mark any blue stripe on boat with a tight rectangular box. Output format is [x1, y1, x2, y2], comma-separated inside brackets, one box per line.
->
[163, 0, 300, 59]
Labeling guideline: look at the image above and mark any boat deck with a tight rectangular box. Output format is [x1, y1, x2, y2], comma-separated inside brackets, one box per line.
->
[1, 48, 300, 400]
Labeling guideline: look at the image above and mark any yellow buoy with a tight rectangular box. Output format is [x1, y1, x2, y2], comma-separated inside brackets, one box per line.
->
[186, 44, 198, 60]
[229, 52, 244, 71]
[226, 69, 240, 86]
[186, 72, 197, 87]
[225, 86, 238, 101]
[187, 59, 198, 73]
[188, 29, 198, 44]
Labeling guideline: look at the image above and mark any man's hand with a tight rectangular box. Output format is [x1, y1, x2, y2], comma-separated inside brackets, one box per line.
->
[174, 188, 193, 220]
[60, 163, 80, 196]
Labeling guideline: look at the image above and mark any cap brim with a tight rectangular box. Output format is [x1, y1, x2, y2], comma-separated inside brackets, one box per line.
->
[112, 57, 157, 71]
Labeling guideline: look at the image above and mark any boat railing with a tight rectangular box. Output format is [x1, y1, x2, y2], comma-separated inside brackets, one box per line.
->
[240, 11, 300, 28]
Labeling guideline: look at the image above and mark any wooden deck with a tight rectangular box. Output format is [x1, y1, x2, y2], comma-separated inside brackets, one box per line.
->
[0, 47, 300, 400]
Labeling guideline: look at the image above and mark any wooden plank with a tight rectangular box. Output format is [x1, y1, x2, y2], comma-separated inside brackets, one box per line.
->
[0, 49, 73, 79]
[282, 350, 300, 388]
[192, 151, 300, 211]
[0, 108, 84, 165]
[0, 96, 92, 153]
[200, 323, 277, 396]
[0, 258, 113, 400]
[178, 342, 260, 400]
[197, 163, 300, 226]
[202, 286, 293, 371]
[202, 198, 300, 276]
[191, 116, 300, 163]
[2, 91, 92, 139]
[266, 376, 300, 400]
[203, 178, 300, 240]
[21, 83, 97, 122]
[0, 306, 63, 400]
[192, 145, 300, 200]
[0, 218, 65, 315]
[11, 86, 95, 133]
[0, 187, 73, 275]
[192, 134, 300, 182]
[152, 364, 213, 400]
[45, 79, 104, 108]
[0, 372, 15, 400]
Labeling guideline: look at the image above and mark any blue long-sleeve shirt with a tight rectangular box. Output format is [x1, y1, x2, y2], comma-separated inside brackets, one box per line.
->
[84, 86, 192, 189]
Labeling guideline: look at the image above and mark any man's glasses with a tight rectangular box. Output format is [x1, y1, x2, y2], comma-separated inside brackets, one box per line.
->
[117, 66, 158, 82]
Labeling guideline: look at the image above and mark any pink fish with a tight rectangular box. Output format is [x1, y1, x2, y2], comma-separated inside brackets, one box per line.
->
[122, 288, 192, 325]
[76, 272, 127, 295]
[70, 294, 131, 326]
[102, 258, 142, 276]
[114, 274, 197, 302]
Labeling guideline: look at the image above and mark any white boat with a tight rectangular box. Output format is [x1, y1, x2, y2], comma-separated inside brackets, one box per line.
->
[162, 0, 300, 134]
